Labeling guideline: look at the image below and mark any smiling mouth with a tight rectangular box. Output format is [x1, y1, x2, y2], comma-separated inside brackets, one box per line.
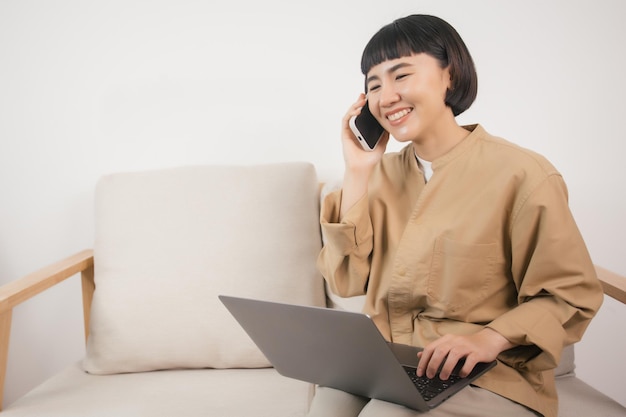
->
[387, 108, 413, 121]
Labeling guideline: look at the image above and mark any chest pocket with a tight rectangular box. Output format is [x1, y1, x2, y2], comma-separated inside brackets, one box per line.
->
[427, 237, 498, 315]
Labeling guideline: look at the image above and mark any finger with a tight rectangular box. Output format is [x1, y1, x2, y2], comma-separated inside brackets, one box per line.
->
[342, 95, 367, 123]
[459, 355, 479, 378]
[438, 351, 463, 380]
[349, 93, 367, 112]
[426, 349, 448, 379]
[416, 348, 433, 377]
[416, 336, 447, 377]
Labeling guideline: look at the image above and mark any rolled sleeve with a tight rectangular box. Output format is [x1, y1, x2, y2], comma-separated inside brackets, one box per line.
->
[317, 190, 374, 297]
[489, 174, 603, 372]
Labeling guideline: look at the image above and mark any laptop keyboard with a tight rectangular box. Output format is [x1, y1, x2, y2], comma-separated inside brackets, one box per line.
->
[403, 366, 463, 402]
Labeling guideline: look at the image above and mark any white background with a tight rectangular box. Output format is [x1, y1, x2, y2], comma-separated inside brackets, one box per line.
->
[1, 0, 625, 408]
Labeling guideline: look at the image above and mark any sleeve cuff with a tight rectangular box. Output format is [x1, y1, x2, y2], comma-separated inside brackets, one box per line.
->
[320, 190, 373, 255]
[487, 298, 567, 372]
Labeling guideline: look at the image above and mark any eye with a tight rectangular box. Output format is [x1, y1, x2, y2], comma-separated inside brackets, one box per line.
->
[368, 84, 381, 92]
[396, 73, 409, 81]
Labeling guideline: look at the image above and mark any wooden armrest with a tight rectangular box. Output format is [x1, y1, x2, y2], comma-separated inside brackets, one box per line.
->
[0, 250, 94, 314]
[0, 249, 94, 411]
[595, 264, 626, 304]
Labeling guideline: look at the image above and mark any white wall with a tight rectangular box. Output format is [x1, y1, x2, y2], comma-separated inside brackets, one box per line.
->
[1, 0, 625, 408]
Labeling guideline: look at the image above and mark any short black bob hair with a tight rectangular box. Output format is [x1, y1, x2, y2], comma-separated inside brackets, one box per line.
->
[361, 14, 477, 117]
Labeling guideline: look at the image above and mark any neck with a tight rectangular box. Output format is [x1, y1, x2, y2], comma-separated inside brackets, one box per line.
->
[412, 122, 469, 162]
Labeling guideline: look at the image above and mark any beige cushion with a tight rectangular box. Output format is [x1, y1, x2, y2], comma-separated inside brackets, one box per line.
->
[3, 363, 313, 417]
[83, 163, 326, 374]
[555, 374, 626, 416]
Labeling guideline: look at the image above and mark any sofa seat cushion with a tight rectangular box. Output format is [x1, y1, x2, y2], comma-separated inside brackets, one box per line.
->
[6, 366, 625, 417]
[3, 363, 313, 417]
[555, 375, 625, 416]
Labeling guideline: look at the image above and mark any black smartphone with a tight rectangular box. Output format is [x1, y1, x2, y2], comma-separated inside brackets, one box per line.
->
[349, 101, 385, 151]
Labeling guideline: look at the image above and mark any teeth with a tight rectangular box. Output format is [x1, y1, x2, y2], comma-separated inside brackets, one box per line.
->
[388, 108, 411, 121]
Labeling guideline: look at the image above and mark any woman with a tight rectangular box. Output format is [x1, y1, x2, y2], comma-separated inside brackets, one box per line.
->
[311, 14, 603, 417]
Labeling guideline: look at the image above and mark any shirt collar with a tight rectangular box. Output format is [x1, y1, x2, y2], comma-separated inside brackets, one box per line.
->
[430, 124, 483, 170]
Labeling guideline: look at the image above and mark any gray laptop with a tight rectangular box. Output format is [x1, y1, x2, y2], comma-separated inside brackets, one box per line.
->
[219, 295, 497, 412]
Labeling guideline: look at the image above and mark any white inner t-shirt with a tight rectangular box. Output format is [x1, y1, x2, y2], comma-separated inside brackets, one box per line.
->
[415, 153, 433, 182]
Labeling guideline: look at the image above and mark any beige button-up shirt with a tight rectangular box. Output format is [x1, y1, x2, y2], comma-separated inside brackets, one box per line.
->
[317, 125, 603, 417]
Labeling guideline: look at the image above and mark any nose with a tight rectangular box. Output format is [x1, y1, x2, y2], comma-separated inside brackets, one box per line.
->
[378, 83, 400, 108]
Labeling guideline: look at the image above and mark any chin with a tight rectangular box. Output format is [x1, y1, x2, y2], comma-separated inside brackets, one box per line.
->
[388, 125, 419, 143]
[389, 131, 416, 143]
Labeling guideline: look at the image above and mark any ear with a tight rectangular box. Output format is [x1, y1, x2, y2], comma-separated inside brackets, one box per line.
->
[443, 65, 453, 91]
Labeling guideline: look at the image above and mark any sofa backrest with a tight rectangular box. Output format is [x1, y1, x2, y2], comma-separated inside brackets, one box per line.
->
[83, 163, 326, 375]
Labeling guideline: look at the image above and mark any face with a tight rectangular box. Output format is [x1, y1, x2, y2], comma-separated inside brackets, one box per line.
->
[365, 53, 453, 143]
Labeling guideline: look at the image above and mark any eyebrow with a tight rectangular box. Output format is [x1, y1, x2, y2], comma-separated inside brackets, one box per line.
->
[366, 62, 414, 85]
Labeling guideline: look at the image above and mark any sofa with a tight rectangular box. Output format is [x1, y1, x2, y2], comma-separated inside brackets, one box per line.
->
[0, 162, 624, 416]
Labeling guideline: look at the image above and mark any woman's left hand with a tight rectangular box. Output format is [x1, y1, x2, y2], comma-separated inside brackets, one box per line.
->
[416, 328, 515, 380]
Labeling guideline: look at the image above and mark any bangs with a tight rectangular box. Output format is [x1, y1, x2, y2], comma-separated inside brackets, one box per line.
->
[360, 20, 448, 77]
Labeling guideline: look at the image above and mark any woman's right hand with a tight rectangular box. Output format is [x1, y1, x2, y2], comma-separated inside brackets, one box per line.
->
[341, 94, 389, 173]
[338, 94, 389, 219]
